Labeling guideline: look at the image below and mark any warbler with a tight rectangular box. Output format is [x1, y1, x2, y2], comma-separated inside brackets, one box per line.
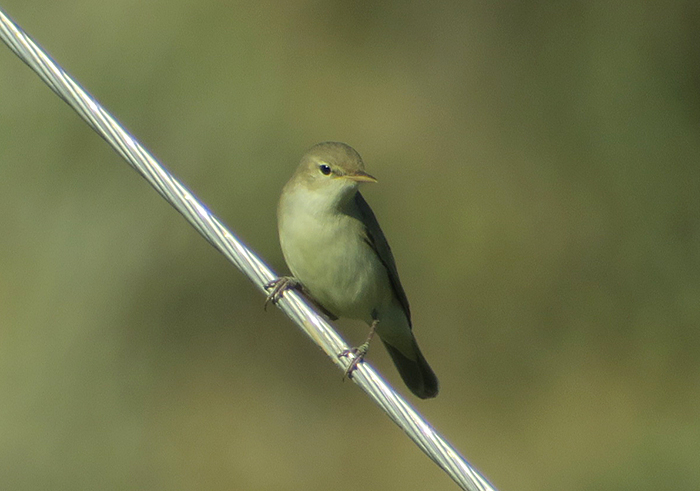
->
[267, 142, 438, 399]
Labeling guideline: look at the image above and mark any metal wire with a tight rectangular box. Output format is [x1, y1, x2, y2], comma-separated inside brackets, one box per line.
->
[0, 8, 496, 491]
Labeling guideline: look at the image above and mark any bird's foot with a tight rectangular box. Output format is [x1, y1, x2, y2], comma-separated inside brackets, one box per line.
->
[264, 276, 301, 310]
[339, 319, 379, 379]
[340, 342, 370, 380]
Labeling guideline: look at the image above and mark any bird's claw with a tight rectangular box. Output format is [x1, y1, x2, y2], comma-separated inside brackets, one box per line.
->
[264, 276, 300, 310]
[339, 343, 370, 380]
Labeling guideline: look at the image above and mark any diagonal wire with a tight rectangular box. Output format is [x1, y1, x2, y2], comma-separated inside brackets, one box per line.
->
[0, 8, 496, 491]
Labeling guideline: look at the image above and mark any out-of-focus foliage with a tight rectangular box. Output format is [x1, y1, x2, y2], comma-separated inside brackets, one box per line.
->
[1, 2, 699, 490]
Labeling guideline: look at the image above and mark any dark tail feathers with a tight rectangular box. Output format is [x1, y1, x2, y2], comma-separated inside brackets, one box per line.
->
[382, 339, 439, 399]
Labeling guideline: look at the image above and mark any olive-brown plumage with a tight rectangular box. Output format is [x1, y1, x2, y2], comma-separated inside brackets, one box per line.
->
[274, 142, 438, 398]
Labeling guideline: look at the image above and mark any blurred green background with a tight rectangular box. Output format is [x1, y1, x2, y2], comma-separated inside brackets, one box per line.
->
[1, 1, 699, 490]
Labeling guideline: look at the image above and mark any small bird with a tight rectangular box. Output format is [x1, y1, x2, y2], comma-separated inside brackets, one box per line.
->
[267, 142, 438, 399]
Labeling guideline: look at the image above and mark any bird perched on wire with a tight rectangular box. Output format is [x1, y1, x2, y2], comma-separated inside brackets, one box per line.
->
[266, 142, 438, 399]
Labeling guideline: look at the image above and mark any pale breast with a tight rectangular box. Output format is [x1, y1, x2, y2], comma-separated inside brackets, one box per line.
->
[279, 202, 388, 322]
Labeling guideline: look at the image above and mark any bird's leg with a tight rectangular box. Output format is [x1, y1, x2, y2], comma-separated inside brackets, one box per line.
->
[264, 276, 302, 310]
[340, 319, 379, 379]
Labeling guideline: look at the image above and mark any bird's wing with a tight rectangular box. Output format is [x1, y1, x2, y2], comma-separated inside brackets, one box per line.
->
[353, 192, 412, 326]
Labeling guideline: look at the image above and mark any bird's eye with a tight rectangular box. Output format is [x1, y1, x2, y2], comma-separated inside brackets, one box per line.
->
[319, 164, 332, 176]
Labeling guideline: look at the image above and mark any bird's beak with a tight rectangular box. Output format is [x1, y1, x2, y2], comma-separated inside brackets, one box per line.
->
[345, 171, 377, 183]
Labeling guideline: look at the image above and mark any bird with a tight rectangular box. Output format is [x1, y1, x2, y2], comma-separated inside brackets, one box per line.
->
[266, 142, 438, 399]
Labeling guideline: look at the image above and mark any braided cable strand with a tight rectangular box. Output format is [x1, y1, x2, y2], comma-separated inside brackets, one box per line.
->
[0, 9, 495, 491]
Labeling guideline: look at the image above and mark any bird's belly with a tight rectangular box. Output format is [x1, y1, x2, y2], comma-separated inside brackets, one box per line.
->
[280, 217, 386, 321]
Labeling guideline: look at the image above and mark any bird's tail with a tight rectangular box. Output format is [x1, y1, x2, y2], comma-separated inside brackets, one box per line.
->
[382, 339, 439, 399]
